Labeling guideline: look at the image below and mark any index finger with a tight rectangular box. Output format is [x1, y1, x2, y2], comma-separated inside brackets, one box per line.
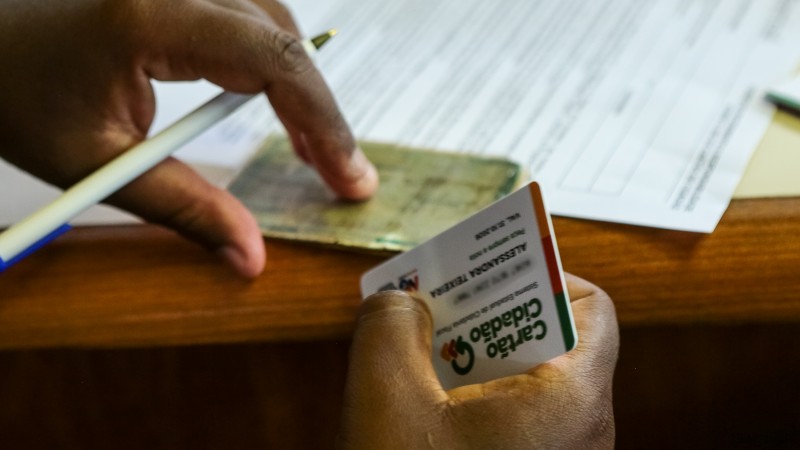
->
[554, 273, 620, 376]
[512, 273, 619, 383]
[263, 34, 379, 200]
[136, 1, 378, 200]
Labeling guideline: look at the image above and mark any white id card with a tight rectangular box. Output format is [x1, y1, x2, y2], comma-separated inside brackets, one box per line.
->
[361, 182, 577, 390]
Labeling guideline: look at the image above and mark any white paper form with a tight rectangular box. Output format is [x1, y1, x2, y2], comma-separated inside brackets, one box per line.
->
[4, 0, 799, 232]
[291, 0, 800, 232]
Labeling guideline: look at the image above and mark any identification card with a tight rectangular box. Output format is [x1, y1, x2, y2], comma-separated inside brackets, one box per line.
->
[360, 182, 577, 390]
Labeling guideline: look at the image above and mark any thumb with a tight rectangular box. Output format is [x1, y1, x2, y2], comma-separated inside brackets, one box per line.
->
[107, 156, 266, 277]
[341, 291, 447, 437]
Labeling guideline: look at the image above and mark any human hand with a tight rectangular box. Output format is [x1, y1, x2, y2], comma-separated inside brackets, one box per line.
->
[0, 0, 378, 277]
[338, 273, 619, 449]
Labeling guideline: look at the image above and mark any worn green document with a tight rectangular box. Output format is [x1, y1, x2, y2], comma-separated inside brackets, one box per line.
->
[228, 135, 522, 252]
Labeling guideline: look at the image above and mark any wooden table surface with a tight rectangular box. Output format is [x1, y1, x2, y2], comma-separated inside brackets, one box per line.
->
[2, 196, 800, 350]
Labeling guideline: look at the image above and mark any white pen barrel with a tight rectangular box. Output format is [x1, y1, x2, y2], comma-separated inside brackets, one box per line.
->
[0, 92, 252, 260]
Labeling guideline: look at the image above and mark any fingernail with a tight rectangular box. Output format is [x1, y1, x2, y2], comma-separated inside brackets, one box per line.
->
[364, 289, 412, 301]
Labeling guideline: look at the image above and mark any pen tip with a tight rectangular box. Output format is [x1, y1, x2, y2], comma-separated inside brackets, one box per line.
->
[311, 29, 338, 50]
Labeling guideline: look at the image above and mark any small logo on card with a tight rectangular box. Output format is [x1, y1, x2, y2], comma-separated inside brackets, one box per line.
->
[398, 269, 419, 292]
[440, 336, 474, 376]
[377, 269, 420, 293]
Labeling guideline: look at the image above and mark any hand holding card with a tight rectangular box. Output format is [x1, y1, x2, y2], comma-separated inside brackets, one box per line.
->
[361, 182, 578, 389]
[341, 273, 619, 448]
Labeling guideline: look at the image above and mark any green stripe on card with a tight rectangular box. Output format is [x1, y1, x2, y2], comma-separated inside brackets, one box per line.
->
[554, 291, 576, 351]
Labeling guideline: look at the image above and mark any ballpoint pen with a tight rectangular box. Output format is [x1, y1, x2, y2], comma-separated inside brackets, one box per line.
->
[0, 30, 338, 272]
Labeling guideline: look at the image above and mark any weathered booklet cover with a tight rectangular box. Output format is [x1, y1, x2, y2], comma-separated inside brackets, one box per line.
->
[228, 135, 523, 253]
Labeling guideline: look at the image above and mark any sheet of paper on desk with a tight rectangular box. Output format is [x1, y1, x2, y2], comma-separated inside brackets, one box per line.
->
[4, 0, 799, 233]
[287, 0, 800, 232]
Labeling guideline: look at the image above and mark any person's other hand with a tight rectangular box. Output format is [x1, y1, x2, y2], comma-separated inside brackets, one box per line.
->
[0, 0, 378, 277]
[339, 273, 618, 449]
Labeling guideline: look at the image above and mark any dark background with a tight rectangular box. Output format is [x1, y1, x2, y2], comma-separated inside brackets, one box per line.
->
[1, 323, 798, 449]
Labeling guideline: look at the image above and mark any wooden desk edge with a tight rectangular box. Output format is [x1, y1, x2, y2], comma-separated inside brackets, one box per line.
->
[1, 197, 799, 349]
